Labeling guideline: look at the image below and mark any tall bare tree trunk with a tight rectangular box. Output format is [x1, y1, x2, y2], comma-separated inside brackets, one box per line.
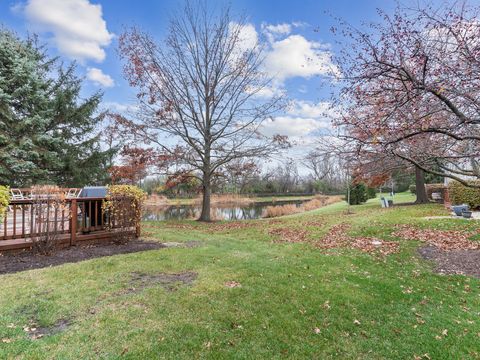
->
[414, 166, 429, 204]
[200, 173, 211, 221]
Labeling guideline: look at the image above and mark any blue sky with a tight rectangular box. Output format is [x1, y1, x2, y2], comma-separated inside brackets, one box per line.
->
[0, 0, 414, 162]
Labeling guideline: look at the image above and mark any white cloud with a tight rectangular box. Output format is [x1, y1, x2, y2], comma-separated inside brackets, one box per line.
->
[103, 101, 139, 113]
[20, 0, 113, 62]
[288, 100, 337, 119]
[260, 116, 330, 137]
[87, 67, 114, 87]
[265, 35, 340, 81]
[262, 23, 292, 36]
[234, 23, 340, 83]
[229, 22, 258, 57]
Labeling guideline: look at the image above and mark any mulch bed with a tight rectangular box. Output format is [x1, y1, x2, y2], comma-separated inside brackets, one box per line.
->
[418, 246, 480, 278]
[0, 240, 165, 275]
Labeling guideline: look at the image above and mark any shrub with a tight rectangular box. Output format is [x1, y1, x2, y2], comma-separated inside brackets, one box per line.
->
[447, 180, 480, 208]
[409, 184, 416, 194]
[0, 186, 10, 221]
[366, 187, 377, 199]
[30, 185, 66, 254]
[103, 185, 147, 243]
[347, 183, 370, 205]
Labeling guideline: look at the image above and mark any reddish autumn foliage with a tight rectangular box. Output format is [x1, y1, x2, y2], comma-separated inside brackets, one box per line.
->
[334, 3, 480, 186]
[109, 146, 156, 185]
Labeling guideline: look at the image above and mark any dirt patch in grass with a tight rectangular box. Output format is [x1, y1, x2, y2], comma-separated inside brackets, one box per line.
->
[0, 240, 165, 275]
[392, 225, 479, 250]
[23, 319, 71, 340]
[418, 246, 480, 278]
[125, 271, 198, 293]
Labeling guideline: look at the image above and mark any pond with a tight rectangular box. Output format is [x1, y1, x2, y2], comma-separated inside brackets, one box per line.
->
[142, 199, 306, 221]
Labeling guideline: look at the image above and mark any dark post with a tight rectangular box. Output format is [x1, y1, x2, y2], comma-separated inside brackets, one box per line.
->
[70, 199, 77, 246]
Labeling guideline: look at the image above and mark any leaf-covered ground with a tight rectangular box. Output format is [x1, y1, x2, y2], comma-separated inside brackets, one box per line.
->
[0, 193, 479, 359]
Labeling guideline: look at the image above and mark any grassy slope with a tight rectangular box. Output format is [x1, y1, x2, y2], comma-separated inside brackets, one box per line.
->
[0, 193, 479, 359]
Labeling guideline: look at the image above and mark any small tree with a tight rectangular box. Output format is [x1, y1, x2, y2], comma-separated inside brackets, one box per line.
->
[30, 185, 66, 254]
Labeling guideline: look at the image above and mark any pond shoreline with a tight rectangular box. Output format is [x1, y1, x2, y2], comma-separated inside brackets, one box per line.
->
[142, 196, 341, 221]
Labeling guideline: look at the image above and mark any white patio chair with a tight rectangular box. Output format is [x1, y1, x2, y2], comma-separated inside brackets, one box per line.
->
[66, 188, 81, 198]
[10, 188, 24, 200]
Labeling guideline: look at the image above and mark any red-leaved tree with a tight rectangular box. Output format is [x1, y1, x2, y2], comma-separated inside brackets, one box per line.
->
[333, 1, 480, 196]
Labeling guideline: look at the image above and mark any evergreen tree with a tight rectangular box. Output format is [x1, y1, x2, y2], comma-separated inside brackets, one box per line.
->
[0, 29, 114, 187]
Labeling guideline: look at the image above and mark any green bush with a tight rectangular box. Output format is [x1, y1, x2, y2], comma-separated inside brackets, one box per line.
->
[409, 184, 416, 194]
[347, 183, 375, 205]
[447, 180, 480, 208]
[0, 186, 10, 220]
[366, 187, 377, 199]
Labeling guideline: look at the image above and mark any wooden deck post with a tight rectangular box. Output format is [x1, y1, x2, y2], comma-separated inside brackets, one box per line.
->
[70, 199, 77, 246]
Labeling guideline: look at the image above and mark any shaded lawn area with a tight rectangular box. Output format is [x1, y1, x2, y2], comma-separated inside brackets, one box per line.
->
[0, 193, 479, 359]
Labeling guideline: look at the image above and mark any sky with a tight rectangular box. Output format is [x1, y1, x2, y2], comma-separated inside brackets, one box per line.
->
[0, 0, 419, 170]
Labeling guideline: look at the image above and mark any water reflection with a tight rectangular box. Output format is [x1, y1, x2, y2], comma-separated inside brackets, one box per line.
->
[142, 200, 304, 221]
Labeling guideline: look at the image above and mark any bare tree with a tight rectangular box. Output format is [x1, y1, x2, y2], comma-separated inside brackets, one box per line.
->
[303, 151, 335, 182]
[113, 1, 287, 221]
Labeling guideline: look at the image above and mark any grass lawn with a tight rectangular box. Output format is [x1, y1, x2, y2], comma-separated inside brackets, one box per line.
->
[1, 193, 479, 359]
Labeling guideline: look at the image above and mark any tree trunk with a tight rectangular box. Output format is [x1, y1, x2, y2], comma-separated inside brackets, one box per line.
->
[199, 172, 211, 221]
[414, 166, 429, 204]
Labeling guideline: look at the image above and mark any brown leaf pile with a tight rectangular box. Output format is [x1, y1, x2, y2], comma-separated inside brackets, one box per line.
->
[392, 225, 479, 251]
[302, 220, 324, 227]
[269, 228, 308, 243]
[269, 223, 399, 255]
[209, 222, 256, 232]
[316, 224, 399, 255]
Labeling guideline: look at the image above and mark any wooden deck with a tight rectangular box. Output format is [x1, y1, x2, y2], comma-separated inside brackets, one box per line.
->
[0, 196, 139, 253]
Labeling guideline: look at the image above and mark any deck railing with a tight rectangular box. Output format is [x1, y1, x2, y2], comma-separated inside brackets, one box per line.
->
[0, 196, 139, 251]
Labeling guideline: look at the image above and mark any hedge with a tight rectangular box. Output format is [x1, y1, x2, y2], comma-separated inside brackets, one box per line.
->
[0, 186, 9, 220]
[447, 180, 480, 208]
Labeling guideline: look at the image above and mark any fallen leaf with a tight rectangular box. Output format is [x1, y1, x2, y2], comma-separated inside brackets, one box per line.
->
[224, 281, 241, 288]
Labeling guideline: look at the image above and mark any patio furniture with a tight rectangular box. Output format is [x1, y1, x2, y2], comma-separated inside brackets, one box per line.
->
[10, 188, 24, 200]
[380, 197, 389, 208]
[452, 204, 469, 216]
[66, 188, 82, 198]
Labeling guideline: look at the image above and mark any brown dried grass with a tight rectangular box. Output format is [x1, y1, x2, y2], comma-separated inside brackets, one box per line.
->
[144, 194, 169, 206]
[263, 195, 342, 218]
[262, 204, 302, 218]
